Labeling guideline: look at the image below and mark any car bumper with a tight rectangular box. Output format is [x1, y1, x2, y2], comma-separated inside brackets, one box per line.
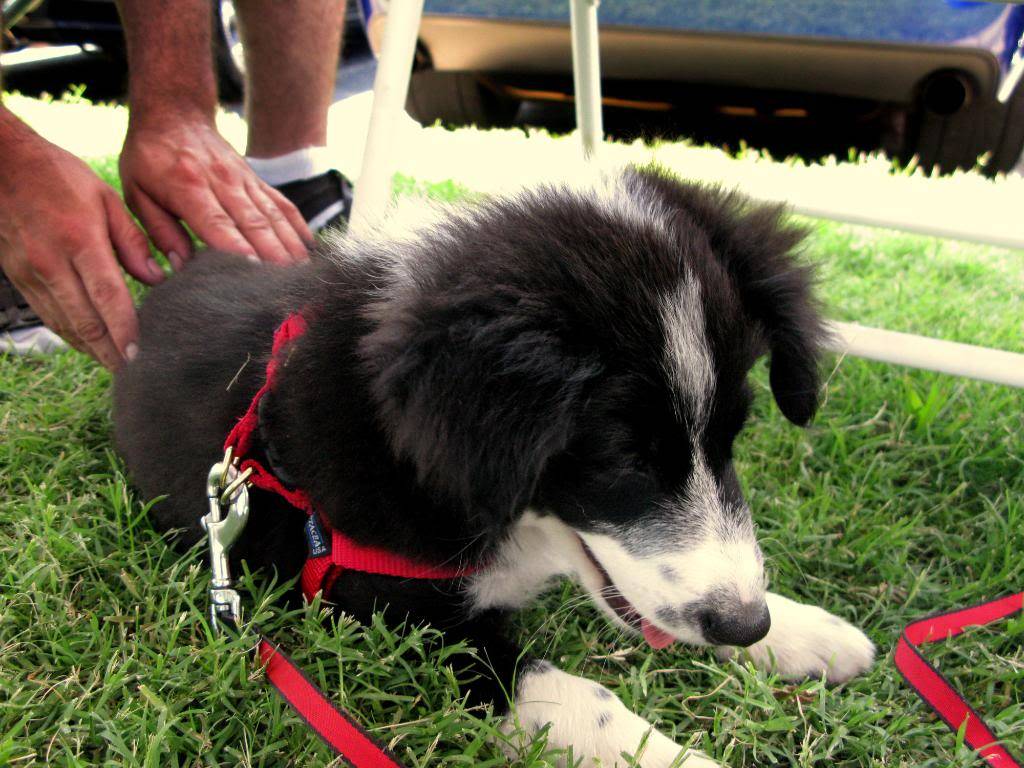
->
[367, 13, 1006, 105]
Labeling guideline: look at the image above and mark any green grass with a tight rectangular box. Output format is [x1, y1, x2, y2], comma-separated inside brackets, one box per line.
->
[1, 155, 1022, 767]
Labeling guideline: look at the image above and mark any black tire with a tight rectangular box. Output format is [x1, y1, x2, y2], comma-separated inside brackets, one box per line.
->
[405, 71, 519, 129]
[212, 0, 245, 103]
[907, 71, 1024, 176]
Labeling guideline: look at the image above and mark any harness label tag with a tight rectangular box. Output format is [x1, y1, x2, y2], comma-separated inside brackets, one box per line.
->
[305, 515, 331, 558]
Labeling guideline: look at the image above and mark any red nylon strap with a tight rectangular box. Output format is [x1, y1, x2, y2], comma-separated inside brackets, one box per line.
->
[301, 554, 334, 599]
[225, 312, 480, 602]
[299, 533, 472, 601]
[225, 312, 308, 458]
[259, 637, 404, 768]
[328, 529, 475, 579]
[241, 457, 314, 515]
[894, 592, 1023, 768]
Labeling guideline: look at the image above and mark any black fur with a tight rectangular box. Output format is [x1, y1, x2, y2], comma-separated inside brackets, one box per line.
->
[114, 166, 825, 711]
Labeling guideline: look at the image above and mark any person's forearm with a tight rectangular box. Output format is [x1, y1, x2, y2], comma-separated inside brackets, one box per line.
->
[0, 105, 47, 170]
[0, 62, 60, 194]
[114, 0, 218, 126]
[0, 101, 26, 141]
[0, 107, 29, 197]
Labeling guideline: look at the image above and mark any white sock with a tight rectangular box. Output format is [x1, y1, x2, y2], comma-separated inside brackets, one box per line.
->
[246, 146, 335, 187]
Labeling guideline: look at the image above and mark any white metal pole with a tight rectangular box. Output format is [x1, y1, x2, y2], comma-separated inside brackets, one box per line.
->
[997, 29, 1023, 103]
[569, 0, 603, 160]
[826, 321, 1024, 388]
[791, 200, 1024, 253]
[349, 0, 425, 235]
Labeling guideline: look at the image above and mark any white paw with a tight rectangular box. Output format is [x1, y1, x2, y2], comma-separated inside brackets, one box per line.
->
[717, 593, 874, 683]
[505, 662, 723, 767]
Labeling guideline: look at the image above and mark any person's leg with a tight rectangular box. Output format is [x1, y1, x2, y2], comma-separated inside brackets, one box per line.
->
[236, 0, 345, 159]
[235, 0, 352, 230]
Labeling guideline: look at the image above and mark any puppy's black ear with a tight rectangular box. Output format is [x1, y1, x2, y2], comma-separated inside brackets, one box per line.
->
[361, 290, 601, 524]
[626, 166, 826, 425]
[720, 203, 825, 426]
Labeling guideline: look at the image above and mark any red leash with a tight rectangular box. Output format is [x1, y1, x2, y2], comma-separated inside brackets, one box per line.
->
[894, 592, 1023, 767]
[258, 637, 404, 767]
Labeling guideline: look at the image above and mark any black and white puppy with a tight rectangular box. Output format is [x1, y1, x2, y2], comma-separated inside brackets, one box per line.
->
[114, 166, 874, 767]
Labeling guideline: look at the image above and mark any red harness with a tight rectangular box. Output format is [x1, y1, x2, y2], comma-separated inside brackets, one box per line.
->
[222, 313, 477, 767]
[223, 312, 478, 603]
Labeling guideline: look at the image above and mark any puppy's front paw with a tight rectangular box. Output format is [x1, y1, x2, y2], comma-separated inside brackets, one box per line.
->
[506, 662, 724, 767]
[717, 592, 874, 684]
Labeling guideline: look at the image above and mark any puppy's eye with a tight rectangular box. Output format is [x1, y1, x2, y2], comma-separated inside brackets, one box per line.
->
[641, 434, 665, 464]
[624, 438, 658, 476]
[646, 437, 659, 457]
[640, 433, 681, 477]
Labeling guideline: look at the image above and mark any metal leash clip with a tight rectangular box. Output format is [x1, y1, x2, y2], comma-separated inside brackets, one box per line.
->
[202, 446, 253, 634]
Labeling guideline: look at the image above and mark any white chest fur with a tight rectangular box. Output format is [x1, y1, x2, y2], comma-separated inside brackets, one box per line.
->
[467, 511, 581, 612]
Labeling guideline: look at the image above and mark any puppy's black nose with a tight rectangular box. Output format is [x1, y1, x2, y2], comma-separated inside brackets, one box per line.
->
[699, 601, 771, 647]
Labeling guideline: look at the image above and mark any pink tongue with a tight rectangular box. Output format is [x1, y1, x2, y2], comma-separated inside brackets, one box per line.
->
[641, 619, 676, 649]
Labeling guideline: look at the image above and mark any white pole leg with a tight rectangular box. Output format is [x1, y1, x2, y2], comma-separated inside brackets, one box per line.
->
[569, 0, 603, 160]
[997, 29, 1023, 103]
[790, 199, 1024, 253]
[349, 0, 425, 235]
[826, 321, 1024, 388]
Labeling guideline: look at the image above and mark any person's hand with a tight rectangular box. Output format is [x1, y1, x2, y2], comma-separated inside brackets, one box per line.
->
[119, 116, 312, 269]
[0, 120, 159, 370]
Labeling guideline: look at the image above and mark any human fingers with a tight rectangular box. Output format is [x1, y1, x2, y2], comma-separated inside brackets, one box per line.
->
[31, 251, 128, 370]
[70, 243, 140, 365]
[169, 182, 257, 259]
[262, 182, 314, 253]
[245, 178, 310, 262]
[124, 185, 194, 270]
[103, 190, 165, 285]
[211, 177, 295, 265]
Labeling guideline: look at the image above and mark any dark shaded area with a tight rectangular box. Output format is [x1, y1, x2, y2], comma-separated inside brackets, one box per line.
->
[515, 80, 902, 163]
[3, 46, 898, 164]
[1, 47, 127, 101]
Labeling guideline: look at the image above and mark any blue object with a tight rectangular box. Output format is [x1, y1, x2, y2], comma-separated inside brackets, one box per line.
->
[364, 0, 1024, 74]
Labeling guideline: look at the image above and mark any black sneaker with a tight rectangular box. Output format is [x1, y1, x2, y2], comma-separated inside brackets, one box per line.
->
[0, 269, 65, 355]
[274, 170, 353, 234]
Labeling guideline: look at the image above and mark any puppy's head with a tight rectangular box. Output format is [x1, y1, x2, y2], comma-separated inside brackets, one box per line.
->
[361, 167, 825, 648]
